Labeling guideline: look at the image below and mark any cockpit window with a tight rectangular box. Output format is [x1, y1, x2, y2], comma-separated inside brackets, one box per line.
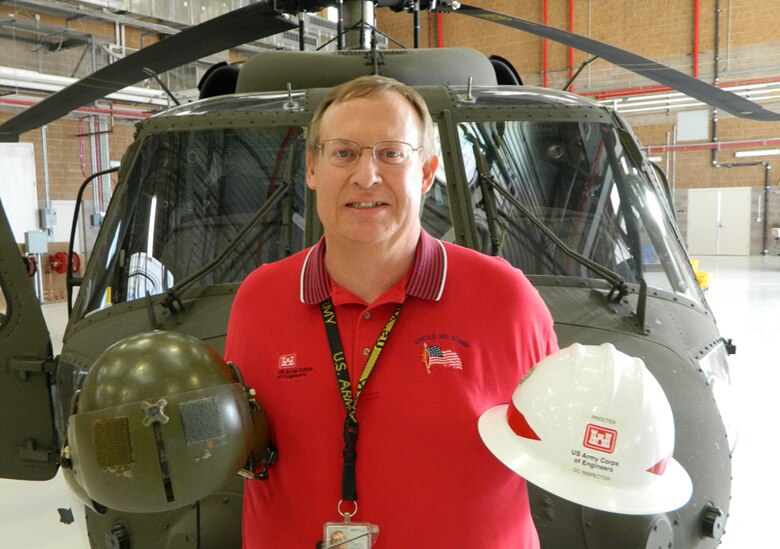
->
[421, 129, 454, 241]
[458, 119, 700, 301]
[76, 126, 307, 316]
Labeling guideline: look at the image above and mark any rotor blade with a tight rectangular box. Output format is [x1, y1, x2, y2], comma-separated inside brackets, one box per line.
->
[454, 3, 780, 122]
[0, 2, 296, 141]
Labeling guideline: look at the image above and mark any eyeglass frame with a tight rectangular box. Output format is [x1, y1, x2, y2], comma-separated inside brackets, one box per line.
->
[314, 138, 425, 167]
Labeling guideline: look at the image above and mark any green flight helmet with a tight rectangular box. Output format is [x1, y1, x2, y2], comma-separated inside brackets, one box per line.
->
[64, 330, 264, 513]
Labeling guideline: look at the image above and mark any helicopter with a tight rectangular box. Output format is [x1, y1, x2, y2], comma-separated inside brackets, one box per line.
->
[0, 1, 762, 547]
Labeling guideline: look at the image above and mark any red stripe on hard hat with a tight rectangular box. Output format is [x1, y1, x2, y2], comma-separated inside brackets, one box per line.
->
[506, 402, 541, 440]
[647, 455, 671, 476]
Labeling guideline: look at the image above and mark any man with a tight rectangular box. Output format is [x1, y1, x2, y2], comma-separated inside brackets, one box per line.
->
[225, 75, 558, 548]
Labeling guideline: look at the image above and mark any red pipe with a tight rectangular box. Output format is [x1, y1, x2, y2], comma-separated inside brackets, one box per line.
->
[586, 84, 676, 100]
[693, 0, 700, 78]
[0, 97, 150, 120]
[543, 0, 549, 87]
[437, 12, 443, 48]
[568, 0, 575, 89]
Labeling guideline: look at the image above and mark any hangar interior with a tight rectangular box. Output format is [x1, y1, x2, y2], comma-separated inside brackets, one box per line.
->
[0, 1, 778, 548]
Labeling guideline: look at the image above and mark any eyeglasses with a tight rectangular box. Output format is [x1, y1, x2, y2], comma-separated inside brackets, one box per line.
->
[315, 139, 423, 167]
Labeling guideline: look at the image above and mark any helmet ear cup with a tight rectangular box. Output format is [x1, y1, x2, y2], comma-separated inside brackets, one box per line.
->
[478, 343, 693, 515]
[239, 403, 277, 481]
[67, 331, 259, 513]
[227, 361, 275, 479]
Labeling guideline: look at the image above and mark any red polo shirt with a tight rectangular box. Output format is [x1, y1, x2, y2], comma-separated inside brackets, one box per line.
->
[225, 230, 558, 548]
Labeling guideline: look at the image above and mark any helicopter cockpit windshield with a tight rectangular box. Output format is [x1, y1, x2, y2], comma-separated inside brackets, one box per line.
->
[74, 88, 701, 319]
[76, 124, 308, 317]
[456, 117, 701, 303]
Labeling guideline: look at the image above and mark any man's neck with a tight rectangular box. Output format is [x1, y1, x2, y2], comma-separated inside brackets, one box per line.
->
[323, 233, 419, 304]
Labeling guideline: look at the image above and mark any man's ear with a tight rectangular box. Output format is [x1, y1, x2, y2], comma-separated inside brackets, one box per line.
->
[421, 155, 439, 194]
[306, 150, 317, 190]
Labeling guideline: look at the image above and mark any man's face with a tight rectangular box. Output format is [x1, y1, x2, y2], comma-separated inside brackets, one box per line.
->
[307, 92, 438, 250]
[329, 530, 346, 548]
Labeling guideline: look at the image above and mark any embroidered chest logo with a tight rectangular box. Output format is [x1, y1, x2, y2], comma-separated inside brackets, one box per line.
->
[279, 353, 297, 368]
[421, 343, 463, 373]
[277, 353, 313, 380]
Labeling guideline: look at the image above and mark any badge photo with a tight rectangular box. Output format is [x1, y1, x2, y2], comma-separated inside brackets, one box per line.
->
[323, 522, 378, 549]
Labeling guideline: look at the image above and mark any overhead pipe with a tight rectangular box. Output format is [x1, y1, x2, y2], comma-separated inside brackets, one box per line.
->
[0, 65, 168, 105]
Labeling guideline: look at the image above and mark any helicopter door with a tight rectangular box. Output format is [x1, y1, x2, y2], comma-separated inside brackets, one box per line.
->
[0, 200, 58, 480]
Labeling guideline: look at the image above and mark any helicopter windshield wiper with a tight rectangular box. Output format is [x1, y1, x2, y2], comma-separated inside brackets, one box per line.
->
[160, 149, 298, 314]
[472, 151, 629, 302]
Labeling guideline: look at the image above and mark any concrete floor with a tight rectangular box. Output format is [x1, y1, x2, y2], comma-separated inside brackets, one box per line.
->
[0, 254, 777, 548]
[696, 255, 780, 549]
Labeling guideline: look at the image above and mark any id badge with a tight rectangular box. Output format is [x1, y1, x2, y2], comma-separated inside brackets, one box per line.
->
[323, 521, 379, 549]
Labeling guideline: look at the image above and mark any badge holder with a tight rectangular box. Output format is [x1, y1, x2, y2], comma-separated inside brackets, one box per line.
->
[322, 501, 378, 549]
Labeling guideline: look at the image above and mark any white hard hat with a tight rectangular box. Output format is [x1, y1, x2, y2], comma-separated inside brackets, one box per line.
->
[478, 342, 692, 515]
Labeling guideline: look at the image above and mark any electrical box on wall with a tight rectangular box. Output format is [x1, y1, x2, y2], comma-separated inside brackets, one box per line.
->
[24, 229, 48, 255]
[38, 207, 57, 230]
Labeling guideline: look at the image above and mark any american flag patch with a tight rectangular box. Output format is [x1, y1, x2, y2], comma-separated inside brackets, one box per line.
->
[279, 353, 296, 369]
[421, 344, 463, 373]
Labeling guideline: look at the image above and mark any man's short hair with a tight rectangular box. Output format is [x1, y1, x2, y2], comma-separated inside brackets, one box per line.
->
[307, 75, 436, 161]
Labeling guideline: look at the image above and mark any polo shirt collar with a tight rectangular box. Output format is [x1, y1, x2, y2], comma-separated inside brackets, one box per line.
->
[299, 230, 447, 304]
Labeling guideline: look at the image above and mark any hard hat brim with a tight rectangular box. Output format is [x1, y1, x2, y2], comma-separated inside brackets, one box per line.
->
[478, 404, 693, 515]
